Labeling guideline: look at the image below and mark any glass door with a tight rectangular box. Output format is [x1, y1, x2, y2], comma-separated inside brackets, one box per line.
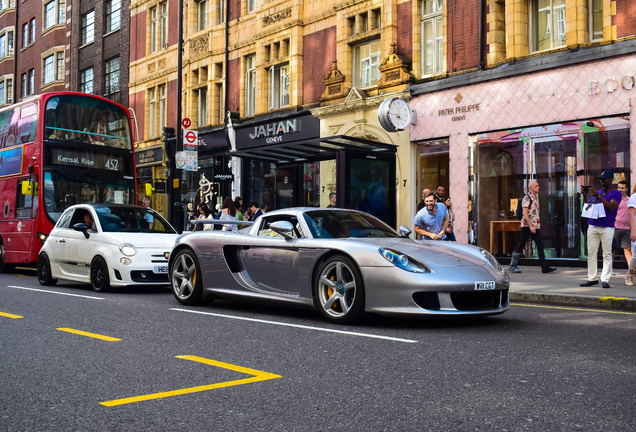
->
[276, 166, 295, 210]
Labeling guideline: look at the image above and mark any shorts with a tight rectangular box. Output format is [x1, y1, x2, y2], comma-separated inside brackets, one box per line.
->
[614, 228, 631, 250]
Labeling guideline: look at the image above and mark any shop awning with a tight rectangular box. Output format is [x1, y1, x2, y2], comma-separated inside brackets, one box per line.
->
[231, 135, 398, 163]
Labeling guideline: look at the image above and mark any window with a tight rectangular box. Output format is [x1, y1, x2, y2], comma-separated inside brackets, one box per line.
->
[58, 0, 65, 24]
[216, 83, 223, 123]
[245, 55, 256, 116]
[106, 0, 121, 33]
[21, 72, 26, 98]
[0, 30, 13, 58]
[247, 0, 254, 14]
[28, 69, 34, 95]
[43, 54, 54, 84]
[104, 57, 120, 93]
[198, 88, 207, 126]
[531, 0, 566, 52]
[218, 0, 224, 24]
[421, 0, 443, 77]
[268, 64, 289, 110]
[353, 40, 381, 88]
[197, 0, 208, 31]
[148, 88, 156, 138]
[81, 11, 95, 45]
[590, 0, 603, 41]
[160, 3, 168, 49]
[0, 0, 16, 10]
[22, 23, 28, 47]
[0, 34, 5, 58]
[150, 7, 157, 53]
[159, 84, 166, 132]
[30, 18, 35, 44]
[45, 1, 56, 29]
[0, 78, 12, 104]
[80, 68, 93, 93]
[0, 82, 4, 105]
[56, 52, 64, 80]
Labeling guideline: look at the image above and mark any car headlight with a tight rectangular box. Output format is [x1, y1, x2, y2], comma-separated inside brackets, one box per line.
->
[480, 249, 504, 273]
[119, 244, 137, 256]
[379, 248, 430, 273]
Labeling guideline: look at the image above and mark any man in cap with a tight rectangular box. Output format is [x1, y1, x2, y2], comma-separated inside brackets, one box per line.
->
[580, 170, 622, 288]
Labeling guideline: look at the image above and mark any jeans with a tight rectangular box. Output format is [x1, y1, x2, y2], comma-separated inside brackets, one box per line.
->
[586, 225, 615, 283]
[443, 232, 457, 242]
[512, 227, 548, 269]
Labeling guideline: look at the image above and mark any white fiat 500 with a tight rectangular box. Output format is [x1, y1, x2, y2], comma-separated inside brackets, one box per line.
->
[37, 204, 179, 291]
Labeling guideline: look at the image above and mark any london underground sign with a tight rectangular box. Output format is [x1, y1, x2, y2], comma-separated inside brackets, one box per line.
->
[182, 118, 191, 128]
[184, 130, 198, 147]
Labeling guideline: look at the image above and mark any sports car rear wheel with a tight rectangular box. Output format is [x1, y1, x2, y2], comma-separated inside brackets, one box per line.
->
[315, 255, 364, 324]
[171, 249, 204, 305]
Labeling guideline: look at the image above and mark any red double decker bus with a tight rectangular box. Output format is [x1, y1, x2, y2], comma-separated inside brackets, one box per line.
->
[0, 92, 137, 271]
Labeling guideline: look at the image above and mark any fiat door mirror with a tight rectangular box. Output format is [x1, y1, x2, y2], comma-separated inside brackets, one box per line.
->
[72, 223, 91, 239]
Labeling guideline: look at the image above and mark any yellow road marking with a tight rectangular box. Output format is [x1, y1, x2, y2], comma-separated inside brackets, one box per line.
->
[600, 296, 628, 301]
[512, 303, 636, 315]
[57, 328, 122, 341]
[100, 355, 281, 407]
[0, 312, 23, 319]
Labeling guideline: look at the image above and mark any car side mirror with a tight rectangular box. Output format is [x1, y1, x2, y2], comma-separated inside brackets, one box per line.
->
[73, 223, 91, 239]
[399, 226, 412, 238]
[270, 220, 295, 239]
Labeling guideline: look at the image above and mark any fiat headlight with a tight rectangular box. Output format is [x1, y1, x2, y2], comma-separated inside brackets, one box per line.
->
[119, 244, 137, 256]
[480, 249, 504, 273]
[379, 248, 430, 273]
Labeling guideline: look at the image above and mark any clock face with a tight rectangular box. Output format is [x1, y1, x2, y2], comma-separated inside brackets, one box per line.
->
[387, 99, 411, 131]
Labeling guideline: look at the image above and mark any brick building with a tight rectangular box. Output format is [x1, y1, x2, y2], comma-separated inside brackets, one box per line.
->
[65, 0, 130, 108]
[0, 0, 66, 106]
[408, 0, 636, 263]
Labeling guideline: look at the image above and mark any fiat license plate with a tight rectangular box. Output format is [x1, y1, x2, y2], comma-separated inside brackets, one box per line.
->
[153, 265, 168, 274]
[474, 281, 495, 290]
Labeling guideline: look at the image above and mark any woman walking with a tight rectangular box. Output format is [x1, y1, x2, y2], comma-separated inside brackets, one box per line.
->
[220, 197, 239, 232]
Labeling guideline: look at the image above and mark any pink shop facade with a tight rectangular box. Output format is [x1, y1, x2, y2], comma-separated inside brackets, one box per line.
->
[409, 53, 636, 261]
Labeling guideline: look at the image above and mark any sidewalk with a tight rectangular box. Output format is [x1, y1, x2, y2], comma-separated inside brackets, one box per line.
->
[509, 266, 636, 311]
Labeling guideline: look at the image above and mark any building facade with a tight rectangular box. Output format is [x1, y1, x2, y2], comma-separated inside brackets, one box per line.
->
[409, 0, 636, 262]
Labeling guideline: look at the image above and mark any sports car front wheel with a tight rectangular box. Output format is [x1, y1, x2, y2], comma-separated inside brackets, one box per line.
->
[170, 249, 204, 305]
[315, 255, 365, 324]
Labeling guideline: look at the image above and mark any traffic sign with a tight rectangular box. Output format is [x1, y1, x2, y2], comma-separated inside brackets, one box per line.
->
[184, 130, 198, 146]
[182, 118, 191, 128]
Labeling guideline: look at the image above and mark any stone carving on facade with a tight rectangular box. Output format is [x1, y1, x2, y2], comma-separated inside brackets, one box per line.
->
[329, 124, 345, 135]
[190, 34, 209, 58]
[263, 8, 292, 26]
[320, 60, 350, 102]
[376, 43, 411, 90]
[148, 62, 156, 73]
[158, 58, 166, 70]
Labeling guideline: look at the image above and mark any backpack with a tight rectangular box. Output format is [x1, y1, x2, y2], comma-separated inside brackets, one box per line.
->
[516, 196, 533, 220]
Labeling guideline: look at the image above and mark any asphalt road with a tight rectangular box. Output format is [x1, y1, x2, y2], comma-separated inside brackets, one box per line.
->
[1, 270, 635, 431]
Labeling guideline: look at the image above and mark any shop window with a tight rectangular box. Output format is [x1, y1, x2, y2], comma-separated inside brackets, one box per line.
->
[268, 64, 289, 110]
[81, 11, 95, 45]
[420, 0, 443, 77]
[245, 55, 256, 116]
[352, 39, 381, 88]
[81, 67, 94, 93]
[106, 0, 122, 33]
[530, 0, 566, 52]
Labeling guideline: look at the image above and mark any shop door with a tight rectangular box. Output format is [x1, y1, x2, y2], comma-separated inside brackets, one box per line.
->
[276, 167, 295, 210]
[530, 138, 578, 258]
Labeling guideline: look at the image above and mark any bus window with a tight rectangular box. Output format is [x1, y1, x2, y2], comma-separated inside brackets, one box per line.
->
[0, 108, 19, 149]
[16, 177, 35, 218]
[44, 95, 131, 149]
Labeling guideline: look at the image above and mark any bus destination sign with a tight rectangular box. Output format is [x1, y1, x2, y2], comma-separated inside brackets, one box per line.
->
[50, 148, 124, 172]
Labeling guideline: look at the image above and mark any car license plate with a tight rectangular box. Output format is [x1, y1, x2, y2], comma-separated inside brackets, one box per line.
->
[474, 281, 495, 290]
[153, 265, 168, 274]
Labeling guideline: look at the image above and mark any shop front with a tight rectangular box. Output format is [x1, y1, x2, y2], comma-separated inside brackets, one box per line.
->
[409, 53, 636, 262]
[232, 111, 398, 227]
[135, 145, 168, 218]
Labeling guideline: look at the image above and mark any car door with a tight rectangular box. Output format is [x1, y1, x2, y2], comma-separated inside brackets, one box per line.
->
[61, 207, 94, 279]
[46, 208, 74, 276]
[238, 215, 301, 296]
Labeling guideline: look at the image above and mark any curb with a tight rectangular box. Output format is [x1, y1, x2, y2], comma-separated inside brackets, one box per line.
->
[510, 291, 636, 312]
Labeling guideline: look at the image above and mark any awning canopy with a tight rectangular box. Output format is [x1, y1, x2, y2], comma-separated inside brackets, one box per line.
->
[231, 135, 398, 163]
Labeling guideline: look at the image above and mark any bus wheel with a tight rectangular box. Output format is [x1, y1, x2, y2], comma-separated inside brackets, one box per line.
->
[0, 242, 14, 274]
[37, 253, 58, 286]
[90, 257, 111, 292]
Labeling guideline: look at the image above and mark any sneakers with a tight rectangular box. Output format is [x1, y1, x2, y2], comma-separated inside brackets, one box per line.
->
[508, 266, 521, 273]
[611, 270, 617, 276]
[542, 267, 557, 274]
[625, 274, 633, 286]
[580, 280, 599, 287]
[602, 282, 611, 289]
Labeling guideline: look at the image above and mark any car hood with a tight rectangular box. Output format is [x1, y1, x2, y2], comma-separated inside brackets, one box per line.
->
[347, 238, 487, 267]
[100, 232, 179, 249]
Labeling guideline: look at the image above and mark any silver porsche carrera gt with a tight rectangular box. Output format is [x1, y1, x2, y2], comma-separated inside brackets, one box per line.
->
[168, 208, 510, 324]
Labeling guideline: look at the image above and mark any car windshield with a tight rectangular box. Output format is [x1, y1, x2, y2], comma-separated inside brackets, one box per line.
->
[303, 210, 399, 239]
[93, 206, 176, 233]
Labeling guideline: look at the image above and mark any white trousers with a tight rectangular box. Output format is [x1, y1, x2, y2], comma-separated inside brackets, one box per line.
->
[587, 225, 615, 283]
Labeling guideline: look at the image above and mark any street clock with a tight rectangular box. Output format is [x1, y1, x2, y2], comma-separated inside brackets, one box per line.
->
[378, 97, 411, 132]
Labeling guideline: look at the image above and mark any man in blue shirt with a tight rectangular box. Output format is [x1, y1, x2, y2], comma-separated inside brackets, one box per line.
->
[414, 192, 448, 240]
[142, 197, 154, 230]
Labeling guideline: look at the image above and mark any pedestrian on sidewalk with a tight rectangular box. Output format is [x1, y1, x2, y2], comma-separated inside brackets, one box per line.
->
[414, 191, 448, 240]
[613, 180, 631, 279]
[580, 170, 621, 288]
[417, 188, 431, 212]
[508, 181, 556, 274]
[624, 184, 636, 285]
